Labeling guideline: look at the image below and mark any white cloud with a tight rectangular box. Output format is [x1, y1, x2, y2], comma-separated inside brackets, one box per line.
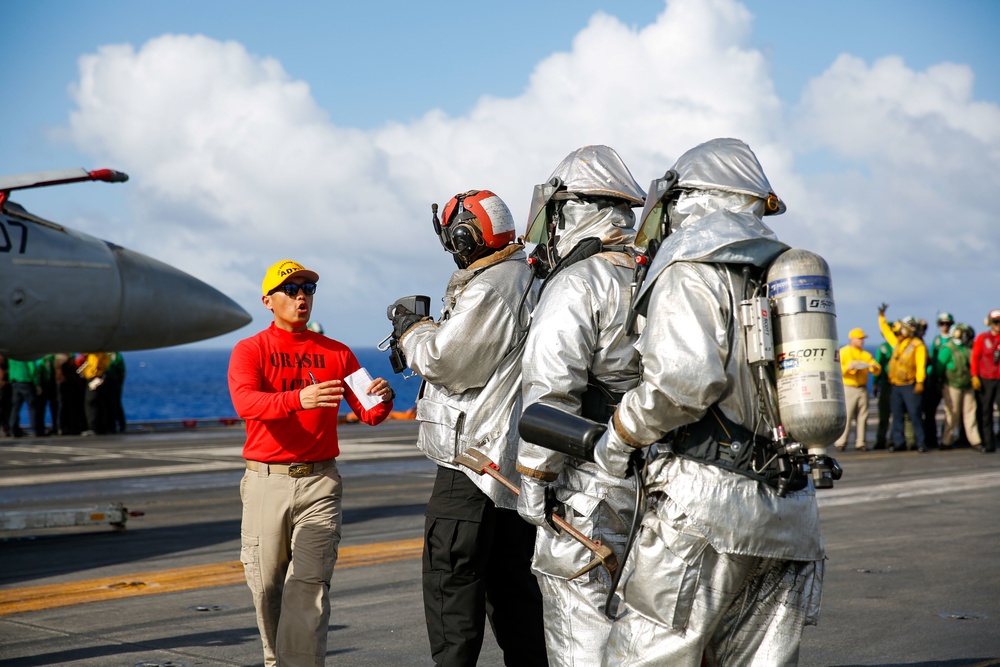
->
[787, 52, 1000, 329]
[64, 0, 1000, 347]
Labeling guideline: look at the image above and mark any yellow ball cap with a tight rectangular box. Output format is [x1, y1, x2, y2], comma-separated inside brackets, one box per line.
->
[849, 328, 867, 339]
[262, 260, 319, 296]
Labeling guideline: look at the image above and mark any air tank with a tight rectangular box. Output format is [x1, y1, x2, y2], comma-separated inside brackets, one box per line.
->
[766, 248, 847, 448]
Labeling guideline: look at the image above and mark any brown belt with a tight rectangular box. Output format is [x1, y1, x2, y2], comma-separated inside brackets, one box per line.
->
[245, 459, 336, 478]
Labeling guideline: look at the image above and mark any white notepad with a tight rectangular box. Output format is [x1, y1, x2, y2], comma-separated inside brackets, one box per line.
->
[345, 367, 382, 410]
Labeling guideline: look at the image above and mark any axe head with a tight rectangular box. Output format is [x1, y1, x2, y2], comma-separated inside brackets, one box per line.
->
[452, 449, 495, 475]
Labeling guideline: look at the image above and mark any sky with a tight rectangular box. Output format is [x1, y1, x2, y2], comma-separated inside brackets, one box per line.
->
[2, 0, 998, 350]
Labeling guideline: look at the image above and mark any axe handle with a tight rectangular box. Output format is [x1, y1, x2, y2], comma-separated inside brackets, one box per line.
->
[478, 465, 604, 554]
[479, 465, 522, 497]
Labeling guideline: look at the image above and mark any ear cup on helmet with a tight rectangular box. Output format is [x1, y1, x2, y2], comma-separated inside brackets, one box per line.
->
[449, 222, 483, 257]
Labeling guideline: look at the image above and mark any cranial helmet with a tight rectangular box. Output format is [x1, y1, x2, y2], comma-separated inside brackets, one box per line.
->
[898, 316, 918, 337]
[437, 190, 516, 268]
[951, 323, 974, 346]
[937, 312, 954, 326]
[636, 138, 785, 249]
[524, 145, 645, 268]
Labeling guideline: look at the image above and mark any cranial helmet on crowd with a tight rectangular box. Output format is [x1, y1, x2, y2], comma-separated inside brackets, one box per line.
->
[435, 189, 516, 269]
[937, 312, 954, 327]
[636, 137, 785, 249]
[898, 316, 918, 337]
[986, 309, 1000, 326]
[524, 145, 645, 271]
[951, 323, 974, 346]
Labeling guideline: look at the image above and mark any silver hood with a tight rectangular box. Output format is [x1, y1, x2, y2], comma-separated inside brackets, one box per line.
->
[634, 139, 789, 315]
[554, 199, 638, 258]
[549, 145, 646, 204]
[671, 137, 785, 212]
[525, 145, 645, 249]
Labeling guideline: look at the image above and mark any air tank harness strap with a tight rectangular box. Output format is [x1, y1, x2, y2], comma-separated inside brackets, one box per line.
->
[537, 238, 632, 296]
[665, 406, 807, 492]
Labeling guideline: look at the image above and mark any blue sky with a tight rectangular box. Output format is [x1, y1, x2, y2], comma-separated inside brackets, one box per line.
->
[2, 0, 998, 348]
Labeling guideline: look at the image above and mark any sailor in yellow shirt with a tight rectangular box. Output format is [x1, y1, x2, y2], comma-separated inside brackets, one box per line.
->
[878, 305, 929, 452]
[79, 352, 112, 435]
[835, 328, 882, 451]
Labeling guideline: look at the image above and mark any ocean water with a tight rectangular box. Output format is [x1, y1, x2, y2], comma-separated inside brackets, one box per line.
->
[122, 347, 421, 422]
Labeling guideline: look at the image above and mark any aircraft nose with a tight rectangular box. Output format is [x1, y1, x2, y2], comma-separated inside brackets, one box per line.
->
[110, 245, 252, 349]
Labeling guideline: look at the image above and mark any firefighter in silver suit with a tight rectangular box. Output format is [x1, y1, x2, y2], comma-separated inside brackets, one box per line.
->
[390, 190, 546, 667]
[516, 145, 646, 667]
[593, 138, 825, 666]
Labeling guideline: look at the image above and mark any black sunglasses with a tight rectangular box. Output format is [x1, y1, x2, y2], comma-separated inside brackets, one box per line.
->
[270, 282, 317, 297]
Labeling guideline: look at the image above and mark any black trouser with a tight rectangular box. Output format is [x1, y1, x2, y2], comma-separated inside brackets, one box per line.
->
[33, 384, 57, 436]
[9, 382, 39, 436]
[105, 375, 126, 433]
[0, 383, 11, 436]
[922, 377, 942, 448]
[979, 378, 1000, 451]
[422, 466, 547, 667]
[891, 384, 925, 450]
[58, 381, 86, 435]
[875, 383, 892, 448]
[84, 382, 111, 434]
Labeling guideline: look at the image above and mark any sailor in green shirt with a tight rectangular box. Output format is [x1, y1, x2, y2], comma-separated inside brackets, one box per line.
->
[924, 312, 955, 448]
[936, 323, 980, 449]
[7, 358, 41, 437]
[874, 338, 894, 450]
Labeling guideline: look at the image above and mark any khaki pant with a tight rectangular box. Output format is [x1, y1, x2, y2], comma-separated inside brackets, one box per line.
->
[240, 463, 343, 667]
[942, 385, 981, 447]
[835, 384, 869, 449]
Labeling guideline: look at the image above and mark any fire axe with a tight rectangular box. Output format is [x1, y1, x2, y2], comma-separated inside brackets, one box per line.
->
[451, 448, 619, 580]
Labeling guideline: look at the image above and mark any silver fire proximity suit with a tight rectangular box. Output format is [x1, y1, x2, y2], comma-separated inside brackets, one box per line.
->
[594, 139, 826, 666]
[399, 242, 546, 666]
[403, 244, 537, 506]
[517, 145, 646, 667]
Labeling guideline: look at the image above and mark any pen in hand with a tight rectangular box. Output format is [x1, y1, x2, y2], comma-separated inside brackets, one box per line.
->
[300, 373, 343, 410]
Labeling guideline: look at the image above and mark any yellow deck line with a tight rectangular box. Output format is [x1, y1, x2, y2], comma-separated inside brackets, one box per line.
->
[0, 537, 423, 617]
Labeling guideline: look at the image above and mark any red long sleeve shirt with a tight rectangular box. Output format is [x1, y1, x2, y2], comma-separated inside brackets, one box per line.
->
[228, 323, 392, 463]
[971, 330, 1000, 380]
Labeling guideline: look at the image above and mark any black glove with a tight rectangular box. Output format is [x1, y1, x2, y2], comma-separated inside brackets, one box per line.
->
[389, 304, 428, 339]
[878, 302, 888, 316]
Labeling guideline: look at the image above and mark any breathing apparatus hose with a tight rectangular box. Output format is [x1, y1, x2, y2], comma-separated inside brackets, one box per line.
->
[603, 453, 645, 620]
[514, 270, 536, 331]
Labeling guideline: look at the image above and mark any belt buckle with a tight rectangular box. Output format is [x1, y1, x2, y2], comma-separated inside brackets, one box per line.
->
[287, 463, 311, 478]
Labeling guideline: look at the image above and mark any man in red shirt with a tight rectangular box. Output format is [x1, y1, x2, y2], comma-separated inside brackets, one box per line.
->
[971, 308, 1000, 454]
[229, 259, 394, 667]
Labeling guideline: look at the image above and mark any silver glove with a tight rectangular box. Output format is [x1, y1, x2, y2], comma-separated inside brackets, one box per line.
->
[593, 422, 636, 478]
[517, 475, 556, 532]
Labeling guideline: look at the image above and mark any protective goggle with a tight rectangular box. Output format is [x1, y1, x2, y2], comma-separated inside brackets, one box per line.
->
[635, 171, 679, 249]
[524, 177, 566, 245]
[269, 282, 317, 297]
